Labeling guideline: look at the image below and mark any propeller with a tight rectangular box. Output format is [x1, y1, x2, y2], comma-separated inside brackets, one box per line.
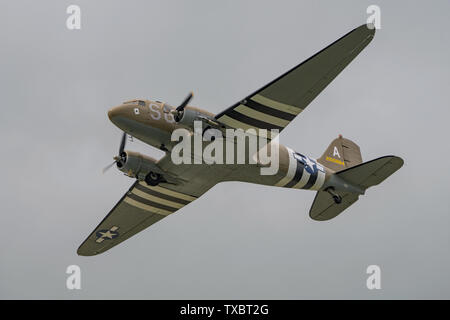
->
[101, 161, 116, 174]
[170, 91, 194, 122]
[176, 91, 194, 112]
[118, 131, 127, 155]
[102, 132, 127, 174]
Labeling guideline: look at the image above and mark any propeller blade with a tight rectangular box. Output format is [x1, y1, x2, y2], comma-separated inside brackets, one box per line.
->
[102, 132, 128, 174]
[119, 132, 127, 155]
[176, 91, 194, 112]
[102, 161, 116, 174]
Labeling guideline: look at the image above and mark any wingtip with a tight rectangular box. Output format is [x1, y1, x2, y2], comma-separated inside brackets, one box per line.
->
[392, 155, 405, 167]
[77, 245, 100, 257]
[352, 23, 376, 38]
[364, 23, 377, 36]
[77, 248, 89, 256]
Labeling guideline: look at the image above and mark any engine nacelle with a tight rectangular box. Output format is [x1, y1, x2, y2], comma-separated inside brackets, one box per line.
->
[117, 150, 159, 180]
[176, 108, 201, 129]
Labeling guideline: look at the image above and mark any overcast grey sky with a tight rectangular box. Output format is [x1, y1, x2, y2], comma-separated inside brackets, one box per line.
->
[1, 0, 449, 299]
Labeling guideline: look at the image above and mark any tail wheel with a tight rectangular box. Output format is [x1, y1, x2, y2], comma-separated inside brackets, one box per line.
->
[145, 172, 162, 186]
[332, 195, 342, 204]
[326, 187, 342, 204]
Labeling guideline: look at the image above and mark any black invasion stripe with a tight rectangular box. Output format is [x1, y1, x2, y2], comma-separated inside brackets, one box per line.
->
[245, 99, 296, 121]
[227, 110, 283, 131]
[303, 172, 318, 190]
[135, 183, 191, 205]
[128, 193, 178, 213]
[284, 161, 304, 188]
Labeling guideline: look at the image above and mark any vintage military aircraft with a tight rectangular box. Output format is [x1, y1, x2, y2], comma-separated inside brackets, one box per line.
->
[78, 24, 403, 256]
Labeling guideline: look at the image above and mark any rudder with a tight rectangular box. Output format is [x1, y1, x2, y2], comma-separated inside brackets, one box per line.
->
[317, 135, 362, 172]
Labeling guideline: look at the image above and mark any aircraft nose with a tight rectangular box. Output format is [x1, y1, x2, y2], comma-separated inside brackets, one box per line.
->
[108, 105, 128, 121]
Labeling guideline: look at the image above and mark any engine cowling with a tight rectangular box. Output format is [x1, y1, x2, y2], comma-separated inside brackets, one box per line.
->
[176, 108, 200, 129]
[117, 150, 160, 180]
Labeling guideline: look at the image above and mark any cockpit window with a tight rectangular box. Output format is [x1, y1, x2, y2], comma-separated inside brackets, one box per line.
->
[123, 100, 146, 106]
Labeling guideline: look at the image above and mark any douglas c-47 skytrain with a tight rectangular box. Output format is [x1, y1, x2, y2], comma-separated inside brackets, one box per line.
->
[78, 24, 403, 256]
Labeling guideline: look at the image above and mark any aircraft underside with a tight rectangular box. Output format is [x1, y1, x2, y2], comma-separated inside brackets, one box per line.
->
[77, 24, 403, 256]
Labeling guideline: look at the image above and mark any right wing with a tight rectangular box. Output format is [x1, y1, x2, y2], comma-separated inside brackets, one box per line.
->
[77, 180, 201, 256]
[215, 24, 375, 137]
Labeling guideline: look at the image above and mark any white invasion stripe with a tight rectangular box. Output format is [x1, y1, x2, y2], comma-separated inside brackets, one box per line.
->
[252, 94, 301, 115]
[310, 170, 326, 190]
[131, 188, 184, 209]
[218, 115, 276, 139]
[275, 148, 297, 187]
[292, 169, 310, 189]
[124, 197, 172, 216]
[234, 104, 289, 127]
[219, 114, 261, 130]
[138, 182, 196, 202]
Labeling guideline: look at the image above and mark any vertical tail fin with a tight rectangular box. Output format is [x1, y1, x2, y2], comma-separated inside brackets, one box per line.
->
[317, 135, 362, 172]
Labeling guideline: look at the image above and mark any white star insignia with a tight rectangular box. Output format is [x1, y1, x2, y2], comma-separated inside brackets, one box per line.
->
[99, 231, 115, 239]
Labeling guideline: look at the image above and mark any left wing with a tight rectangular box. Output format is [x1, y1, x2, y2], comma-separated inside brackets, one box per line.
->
[215, 24, 375, 136]
[77, 180, 200, 256]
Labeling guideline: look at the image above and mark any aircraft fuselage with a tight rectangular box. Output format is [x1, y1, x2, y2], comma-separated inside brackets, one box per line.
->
[108, 99, 332, 193]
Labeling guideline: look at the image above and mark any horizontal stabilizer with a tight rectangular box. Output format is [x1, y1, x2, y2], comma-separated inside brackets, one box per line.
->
[336, 155, 404, 189]
[310, 190, 359, 221]
[310, 155, 403, 221]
